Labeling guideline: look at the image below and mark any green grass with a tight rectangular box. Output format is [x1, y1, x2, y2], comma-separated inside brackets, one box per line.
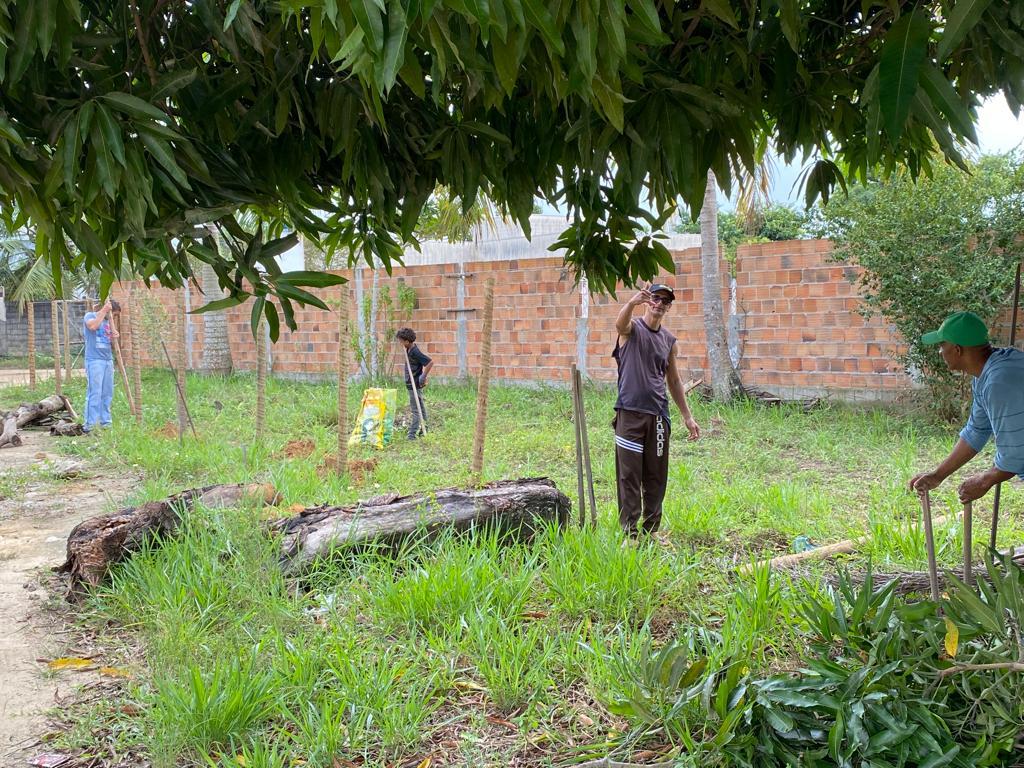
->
[3, 370, 1021, 766]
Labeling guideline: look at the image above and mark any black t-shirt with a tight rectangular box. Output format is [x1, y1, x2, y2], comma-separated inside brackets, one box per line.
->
[404, 344, 431, 386]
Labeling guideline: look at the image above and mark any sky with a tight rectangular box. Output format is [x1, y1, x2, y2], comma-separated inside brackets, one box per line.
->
[754, 92, 1024, 209]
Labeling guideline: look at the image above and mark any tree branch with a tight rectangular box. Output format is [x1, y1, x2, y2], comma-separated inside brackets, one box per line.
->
[129, 0, 158, 86]
[937, 662, 1024, 680]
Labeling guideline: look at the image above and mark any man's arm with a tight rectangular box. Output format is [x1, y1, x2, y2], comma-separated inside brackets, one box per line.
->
[615, 289, 652, 338]
[666, 345, 700, 440]
[85, 300, 111, 331]
[909, 437, 979, 493]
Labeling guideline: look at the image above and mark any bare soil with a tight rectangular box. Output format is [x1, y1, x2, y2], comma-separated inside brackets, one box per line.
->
[0, 430, 135, 763]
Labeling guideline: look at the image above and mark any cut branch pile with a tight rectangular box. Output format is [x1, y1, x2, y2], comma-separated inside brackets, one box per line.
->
[0, 394, 76, 448]
[273, 477, 570, 572]
[57, 483, 281, 593]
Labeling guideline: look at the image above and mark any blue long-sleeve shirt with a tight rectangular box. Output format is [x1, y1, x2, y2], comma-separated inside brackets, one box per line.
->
[959, 348, 1024, 478]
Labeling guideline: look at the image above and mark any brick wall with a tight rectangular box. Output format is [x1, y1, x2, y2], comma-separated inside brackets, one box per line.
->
[114, 240, 923, 400]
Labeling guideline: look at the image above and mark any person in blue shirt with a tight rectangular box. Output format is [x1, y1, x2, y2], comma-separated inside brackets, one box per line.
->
[82, 298, 120, 432]
[910, 311, 1024, 503]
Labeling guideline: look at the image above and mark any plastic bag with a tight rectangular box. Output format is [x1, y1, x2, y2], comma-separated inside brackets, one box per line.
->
[348, 388, 397, 449]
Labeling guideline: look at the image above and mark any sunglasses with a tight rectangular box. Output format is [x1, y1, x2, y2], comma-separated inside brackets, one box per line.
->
[650, 295, 673, 306]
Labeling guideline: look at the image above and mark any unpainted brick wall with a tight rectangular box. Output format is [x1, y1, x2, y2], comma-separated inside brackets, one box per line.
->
[115, 240, 924, 399]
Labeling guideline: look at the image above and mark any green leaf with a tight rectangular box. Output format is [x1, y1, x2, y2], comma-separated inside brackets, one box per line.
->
[919, 64, 978, 143]
[352, 0, 385, 53]
[379, 0, 409, 89]
[94, 105, 126, 167]
[102, 92, 170, 124]
[777, 0, 800, 50]
[264, 300, 280, 342]
[191, 294, 246, 314]
[937, 0, 994, 60]
[702, 0, 739, 29]
[628, 0, 665, 37]
[138, 129, 191, 189]
[250, 295, 265, 339]
[521, 0, 564, 55]
[276, 270, 347, 288]
[879, 10, 932, 140]
[224, 0, 243, 31]
[151, 69, 198, 102]
[275, 281, 331, 310]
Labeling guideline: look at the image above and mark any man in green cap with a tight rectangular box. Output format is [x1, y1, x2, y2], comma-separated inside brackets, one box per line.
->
[910, 311, 1024, 502]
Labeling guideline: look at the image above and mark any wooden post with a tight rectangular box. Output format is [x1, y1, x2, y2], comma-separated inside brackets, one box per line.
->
[51, 300, 62, 395]
[176, 295, 187, 440]
[575, 366, 597, 527]
[920, 491, 941, 604]
[255, 317, 266, 441]
[470, 278, 495, 483]
[26, 302, 36, 388]
[63, 300, 72, 382]
[129, 290, 143, 421]
[990, 259, 1021, 551]
[337, 287, 349, 475]
[571, 364, 585, 528]
[963, 501, 973, 587]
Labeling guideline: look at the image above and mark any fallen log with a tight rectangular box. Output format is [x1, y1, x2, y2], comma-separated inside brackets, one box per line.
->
[50, 420, 87, 437]
[57, 483, 281, 592]
[274, 477, 571, 572]
[0, 394, 70, 448]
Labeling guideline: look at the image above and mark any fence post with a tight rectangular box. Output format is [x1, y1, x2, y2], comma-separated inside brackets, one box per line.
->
[51, 300, 62, 395]
[470, 277, 495, 483]
[27, 302, 36, 388]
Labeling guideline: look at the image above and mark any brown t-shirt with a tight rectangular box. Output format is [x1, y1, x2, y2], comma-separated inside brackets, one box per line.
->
[613, 318, 676, 419]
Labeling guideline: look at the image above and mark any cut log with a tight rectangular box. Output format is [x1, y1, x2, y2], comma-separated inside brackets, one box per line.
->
[0, 395, 70, 448]
[50, 420, 87, 437]
[274, 477, 571, 572]
[57, 483, 281, 592]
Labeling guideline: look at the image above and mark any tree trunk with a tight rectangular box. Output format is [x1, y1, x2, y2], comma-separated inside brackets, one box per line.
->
[302, 234, 325, 270]
[471, 277, 496, 482]
[51, 300, 62, 396]
[0, 394, 72, 448]
[26, 302, 36, 388]
[57, 483, 281, 592]
[700, 170, 742, 401]
[354, 267, 368, 377]
[274, 478, 570, 572]
[200, 261, 233, 375]
[337, 286, 349, 475]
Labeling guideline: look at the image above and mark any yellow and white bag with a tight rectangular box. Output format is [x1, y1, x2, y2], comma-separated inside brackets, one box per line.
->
[348, 388, 397, 449]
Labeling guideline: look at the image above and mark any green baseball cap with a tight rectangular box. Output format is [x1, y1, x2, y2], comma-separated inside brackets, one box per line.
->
[921, 311, 990, 346]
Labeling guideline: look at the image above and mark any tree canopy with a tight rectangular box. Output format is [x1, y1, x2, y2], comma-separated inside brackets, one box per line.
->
[0, 0, 1021, 334]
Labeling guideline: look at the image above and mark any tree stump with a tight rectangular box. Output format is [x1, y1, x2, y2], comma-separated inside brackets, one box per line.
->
[273, 477, 570, 572]
[57, 483, 281, 592]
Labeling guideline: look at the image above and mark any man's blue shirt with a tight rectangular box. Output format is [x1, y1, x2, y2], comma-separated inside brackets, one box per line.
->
[960, 347, 1024, 478]
[82, 312, 113, 362]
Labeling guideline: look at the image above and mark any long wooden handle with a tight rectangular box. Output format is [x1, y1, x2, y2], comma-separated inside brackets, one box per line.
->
[920, 491, 941, 604]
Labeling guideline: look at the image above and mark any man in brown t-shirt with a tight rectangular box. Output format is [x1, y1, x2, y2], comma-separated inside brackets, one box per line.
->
[612, 283, 701, 537]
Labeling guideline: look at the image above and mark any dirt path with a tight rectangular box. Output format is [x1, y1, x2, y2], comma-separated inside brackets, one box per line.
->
[0, 430, 135, 763]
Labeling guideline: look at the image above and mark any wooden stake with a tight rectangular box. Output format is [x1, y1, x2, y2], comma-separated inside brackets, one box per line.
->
[51, 300, 62, 395]
[176, 295, 187, 440]
[26, 302, 36, 388]
[129, 289, 143, 421]
[63, 299, 72, 382]
[159, 338, 197, 438]
[571, 364, 585, 528]
[110, 311, 137, 417]
[470, 277, 495, 483]
[576, 366, 597, 527]
[403, 344, 427, 436]
[963, 500, 973, 587]
[256, 317, 267, 441]
[920, 491, 941, 604]
[337, 287, 349, 475]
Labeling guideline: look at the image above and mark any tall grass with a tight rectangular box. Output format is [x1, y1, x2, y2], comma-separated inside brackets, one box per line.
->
[7, 369, 1018, 764]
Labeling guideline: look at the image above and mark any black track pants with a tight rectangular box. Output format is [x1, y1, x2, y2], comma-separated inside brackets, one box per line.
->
[613, 409, 670, 536]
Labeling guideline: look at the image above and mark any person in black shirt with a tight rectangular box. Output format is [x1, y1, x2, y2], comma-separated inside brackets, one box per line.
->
[396, 327, 434, 439]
